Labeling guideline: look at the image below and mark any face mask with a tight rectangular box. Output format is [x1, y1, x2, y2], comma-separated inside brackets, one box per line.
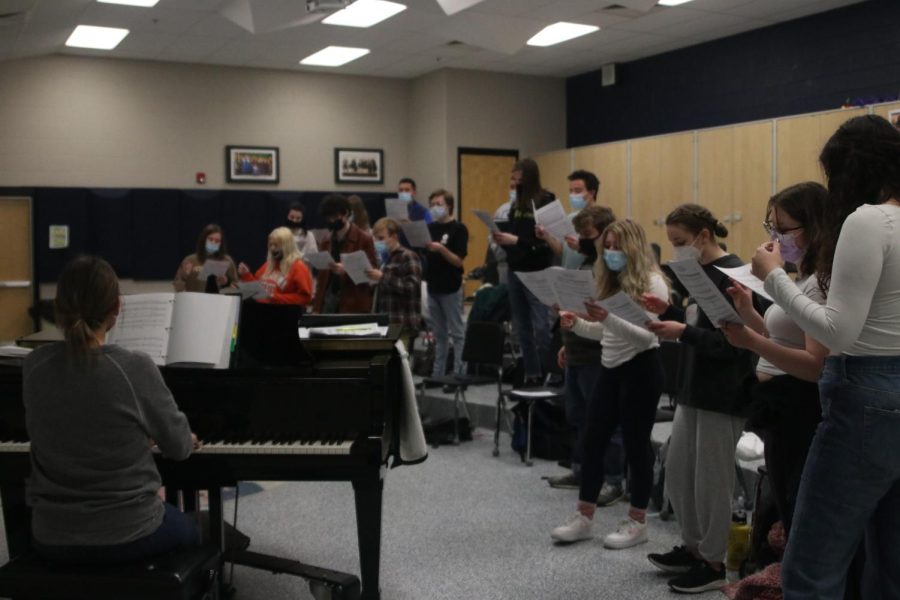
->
[672, 242, 701, 262]
[328, 218, 345, 232]
[205, 242, 220, 254]
[286, 219, 302, 230]
[603, 249, 627, 272]
[578, 237, 598, 260]
[430, 205, 447, 221]
[509, 189, 517, 203]
[569, 194, 587, 212]
[374, 240, 390, 260]
[774, 231, 805, 264]
[398, 192, 413, 202]
[271, 249, 283, 261]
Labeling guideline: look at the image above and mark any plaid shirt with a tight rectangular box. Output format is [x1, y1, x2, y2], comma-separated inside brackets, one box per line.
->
[375, 246, 422, 331]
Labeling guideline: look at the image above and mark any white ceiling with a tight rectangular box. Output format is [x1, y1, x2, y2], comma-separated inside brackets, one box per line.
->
[0, 0, 868, 79]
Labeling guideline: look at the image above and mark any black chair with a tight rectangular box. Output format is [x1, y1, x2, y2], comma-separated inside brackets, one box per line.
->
[418, 321, 507, 445]
[0, 544, 221, 600]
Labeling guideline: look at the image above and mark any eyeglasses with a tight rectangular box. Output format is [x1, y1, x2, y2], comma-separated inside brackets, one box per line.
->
[763, 221, 803, 237]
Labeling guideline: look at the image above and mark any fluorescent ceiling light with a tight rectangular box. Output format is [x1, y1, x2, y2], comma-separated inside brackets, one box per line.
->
[97, 0, 160, 6]
[527, 22, 599, 47]
[65, 25, 130, 50]
[323, 0, 407, 28]
[301, 46, 370, 67]
[657, 0, 695, 6]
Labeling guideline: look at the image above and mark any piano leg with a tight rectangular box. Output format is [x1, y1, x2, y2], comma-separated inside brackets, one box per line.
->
[352, 472, 384, 600]
[0, 483, 30, 559]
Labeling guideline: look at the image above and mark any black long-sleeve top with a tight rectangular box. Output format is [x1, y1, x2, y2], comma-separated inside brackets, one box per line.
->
[501, 191, 555, 273]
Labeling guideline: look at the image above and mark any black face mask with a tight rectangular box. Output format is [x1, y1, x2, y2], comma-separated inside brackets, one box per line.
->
[578, 237, 599, 260]
[271, 250, 284, 261]
[328, 218, 345, 232]
[286, 219, 303, 231]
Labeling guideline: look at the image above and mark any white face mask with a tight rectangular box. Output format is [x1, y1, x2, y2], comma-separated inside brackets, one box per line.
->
[671, 243, 701, 262]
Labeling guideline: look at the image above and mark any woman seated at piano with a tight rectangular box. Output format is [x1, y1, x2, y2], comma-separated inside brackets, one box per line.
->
[24, 255, 201, 564]
[238, 226, 313, 305]
[174, 223, 239, 293]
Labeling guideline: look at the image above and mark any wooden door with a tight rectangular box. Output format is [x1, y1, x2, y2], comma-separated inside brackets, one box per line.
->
[458, 149, 518, 298]
[0, 197, 35, 341]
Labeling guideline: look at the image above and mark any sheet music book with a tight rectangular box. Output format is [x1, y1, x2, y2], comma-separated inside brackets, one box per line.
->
[514, 267, 596, 313]
[107, 292, 240, 368]
[533, 199, 577, 241]
[385, 198, 408, 221]
[340, 250, 373, 285]
[400, 220, 432, 248]
[668, 259, 743, 327]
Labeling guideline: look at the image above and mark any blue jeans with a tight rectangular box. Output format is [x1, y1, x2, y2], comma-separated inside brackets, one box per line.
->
[34, 502, 200, 565]
[565, 363, 625, 485]
[428, 289, 466, 377]
[507, 271, 551, 379]
[783, 355, 900, 600]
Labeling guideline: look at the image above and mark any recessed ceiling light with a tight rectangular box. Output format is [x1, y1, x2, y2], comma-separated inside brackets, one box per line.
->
[300, 46, 371, 67]
[65, 25, 130, 50]
[97, 0, 160, 6]
[658, 0, 695, 6]
[323, 0, 407, 28]
[527, 22, 599, 47]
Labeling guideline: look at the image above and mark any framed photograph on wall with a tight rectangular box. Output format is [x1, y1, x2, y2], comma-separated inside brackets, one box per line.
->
[226, 146, 279, 183]
[335, 148, 383, 184]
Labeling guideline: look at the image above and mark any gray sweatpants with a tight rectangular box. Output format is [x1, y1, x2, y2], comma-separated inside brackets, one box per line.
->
[665, 404, 746, 563]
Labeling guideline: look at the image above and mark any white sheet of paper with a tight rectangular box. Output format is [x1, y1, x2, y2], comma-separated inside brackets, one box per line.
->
[551, 267, 596, 313]
[166, 293, 234, 366]
[107, 293, 175, 365]
[0, 345, 31, 357]
[198, 259, 230, 280]
[400, 220, 432, 248]
[385, 198, 408, 221]
[472, 209, 501, 233]
[668, 259, 743, 327]
[534, 200, 577, 241]
[237, 280, 267, 300]
[714, 263, 773, 302]
[512, 270, 559, 308]
[305, 251, 336, 270]
[341, 250, 373, 285]
[596, 291, 652, 328]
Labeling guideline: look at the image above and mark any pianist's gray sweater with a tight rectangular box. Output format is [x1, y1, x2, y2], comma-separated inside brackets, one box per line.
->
[23, 343, 192, 546]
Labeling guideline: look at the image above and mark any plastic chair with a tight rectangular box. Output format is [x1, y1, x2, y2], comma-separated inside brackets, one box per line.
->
[419, 321, 507, 445]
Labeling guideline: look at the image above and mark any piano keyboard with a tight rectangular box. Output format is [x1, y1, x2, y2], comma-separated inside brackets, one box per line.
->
[0, 439, 353, 456]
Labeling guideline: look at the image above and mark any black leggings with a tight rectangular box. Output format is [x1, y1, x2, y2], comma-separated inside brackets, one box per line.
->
[578, 348, 663, 509]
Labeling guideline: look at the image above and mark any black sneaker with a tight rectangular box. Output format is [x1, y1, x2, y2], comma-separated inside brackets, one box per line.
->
[667, 561, 727, 594]
[546, 473, 580, 489]
[647, 545, 698, 574]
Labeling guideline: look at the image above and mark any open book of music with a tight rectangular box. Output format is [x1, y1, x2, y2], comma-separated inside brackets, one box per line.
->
[107, 292, 240, 368]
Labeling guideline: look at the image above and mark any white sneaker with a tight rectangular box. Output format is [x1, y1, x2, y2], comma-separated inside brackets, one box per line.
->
[603, 518, 648, 549]
[551, 512, 594, 543]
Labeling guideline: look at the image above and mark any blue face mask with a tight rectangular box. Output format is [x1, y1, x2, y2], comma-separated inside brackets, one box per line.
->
[398, 192, 413, 202]
[508, 189, 516, 203]
[569, 194, 586, 211]
[374, 240, 390, 261]
[205, 242, 220, 254]
[603, 249, 627, 272]
[430, 205, 447, 221]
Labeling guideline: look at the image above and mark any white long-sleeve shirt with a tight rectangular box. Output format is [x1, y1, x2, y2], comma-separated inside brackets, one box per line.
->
[764, 203, 900, 356]
[571, 272, 668, 368]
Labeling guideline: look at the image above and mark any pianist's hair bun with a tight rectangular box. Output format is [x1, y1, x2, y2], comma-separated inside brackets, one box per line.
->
[55, 256, 120, 357]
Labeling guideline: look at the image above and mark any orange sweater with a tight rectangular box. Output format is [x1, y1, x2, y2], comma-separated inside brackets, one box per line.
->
[240, 259, 313, 305]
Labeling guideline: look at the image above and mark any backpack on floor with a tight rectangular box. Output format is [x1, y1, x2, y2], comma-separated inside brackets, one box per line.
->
[509, 397, 571, 461]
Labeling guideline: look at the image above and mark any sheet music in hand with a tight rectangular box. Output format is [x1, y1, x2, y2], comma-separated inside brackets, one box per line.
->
[107, 292, 240, 368]
[714, 263, 773, 302]
[668, 259, 743, 327]
[385, 198, 408, 221]
[472, 209, 501, 233]
[514, 267, 596, 313]
[595, 291, 652, 328]
[340, 250, 373, 285]
[400, 220, 432, 248]
[198, 259, 231, 280]
[305, 251, 337, 271]
[533, 199, 577, 241]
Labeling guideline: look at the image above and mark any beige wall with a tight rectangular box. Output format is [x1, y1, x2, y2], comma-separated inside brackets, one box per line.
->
[0, 57, 565, 200]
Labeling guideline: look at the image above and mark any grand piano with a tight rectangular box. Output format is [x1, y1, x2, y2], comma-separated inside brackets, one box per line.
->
[0, 307, 411, 600]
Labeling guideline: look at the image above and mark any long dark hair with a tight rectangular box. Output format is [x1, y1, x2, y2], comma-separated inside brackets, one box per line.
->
[665, 203, 729, 240]
[768, 182, 828, 289]
[513, 158, 545, 213]
[817, 115, 900, 289]
[55, 256, 120, 357]
[195, 223, 228, 262]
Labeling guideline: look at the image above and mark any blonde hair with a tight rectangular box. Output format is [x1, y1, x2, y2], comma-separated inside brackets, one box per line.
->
[264, 227, 302, 278]
[372, 217, 401, 238]
[594, 219, 669, 301]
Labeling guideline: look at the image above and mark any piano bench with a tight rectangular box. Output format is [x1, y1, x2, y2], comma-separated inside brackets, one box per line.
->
[0, 544, 221, 600]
